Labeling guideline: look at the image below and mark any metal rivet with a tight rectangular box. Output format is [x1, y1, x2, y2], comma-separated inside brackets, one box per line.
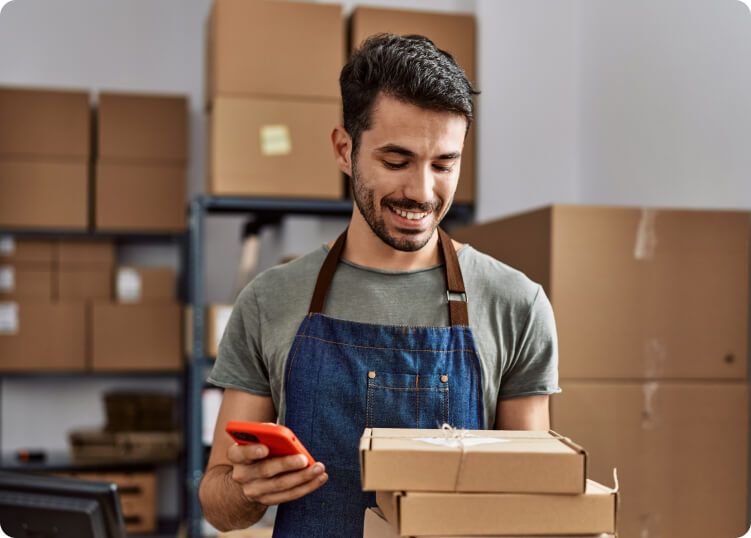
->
[440, 374, 448, 383]
[368, 371, 376, 379]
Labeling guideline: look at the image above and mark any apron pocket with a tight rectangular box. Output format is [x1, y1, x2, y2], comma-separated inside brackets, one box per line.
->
[365, 371, 449, 429]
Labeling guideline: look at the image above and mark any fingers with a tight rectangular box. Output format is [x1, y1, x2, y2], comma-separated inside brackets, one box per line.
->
[248, 467, 329, 505]
[227, 443, 268, 465]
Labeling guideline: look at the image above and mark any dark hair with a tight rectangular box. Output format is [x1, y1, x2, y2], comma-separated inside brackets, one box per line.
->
[340, 33, 479, 155]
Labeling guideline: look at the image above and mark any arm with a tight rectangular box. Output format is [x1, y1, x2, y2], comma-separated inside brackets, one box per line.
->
[198, 389, 328, 531]
[494, 394, 550, 430]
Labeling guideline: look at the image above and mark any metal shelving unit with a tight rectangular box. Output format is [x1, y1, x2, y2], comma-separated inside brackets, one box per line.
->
[184, 194, 474, 537]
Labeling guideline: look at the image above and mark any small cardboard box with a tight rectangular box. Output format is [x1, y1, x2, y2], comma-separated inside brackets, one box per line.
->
[56, 240, 115, 268]
[0, 160, 88, 229]
[98, 92, 188, 163]
[360, 428, 586, 494]
[91, 302, 182, 371]
[0, 264, 54, 300]
[0, 237, 55, 264]
[0, 302, 86, 371]
[364, 507, 615, 538]
[57, 268, 112, 301]
[377, 479, 618, 537]
[115, 267, 176, 303]
[95, 162, 186, 232]
[0, 86, 90, 159]
[208, 96, 342, 198]
[206, 0, 343, 103]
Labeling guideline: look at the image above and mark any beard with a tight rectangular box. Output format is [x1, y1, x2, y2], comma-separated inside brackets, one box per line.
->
[350, 157, 446, 252]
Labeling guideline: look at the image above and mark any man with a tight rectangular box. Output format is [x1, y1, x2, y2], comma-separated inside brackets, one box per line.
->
[199, 34, 560, 537]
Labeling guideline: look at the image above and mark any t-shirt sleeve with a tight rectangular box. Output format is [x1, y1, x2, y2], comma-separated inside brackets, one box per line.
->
[206, 285, 272, 396]
[499, 285, 562, 400]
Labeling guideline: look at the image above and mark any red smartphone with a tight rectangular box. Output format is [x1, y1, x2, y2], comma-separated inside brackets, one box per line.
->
[225, 421, 315, 467]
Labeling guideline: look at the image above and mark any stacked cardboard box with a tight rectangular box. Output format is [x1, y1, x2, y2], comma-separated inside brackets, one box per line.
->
[360, 428, 617, 537]
[205, 0, 343, 198]
[452, 205, 750, 537]
[96, 92, 187, 231]
[92, 265, 181, 371]
[349, 7, 477, 203]
[0, 87, 90, 229]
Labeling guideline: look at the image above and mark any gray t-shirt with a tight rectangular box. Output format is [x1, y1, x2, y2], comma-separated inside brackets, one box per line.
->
[208, 244, 560, 428]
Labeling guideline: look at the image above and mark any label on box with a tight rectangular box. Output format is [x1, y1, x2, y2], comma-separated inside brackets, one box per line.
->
[0, 266, 15, 292]
[117, 268, 142, 303]
[0, 235, 15, 256]
[414, 437, 510, 448]
[260, 124, 292, 156]
[0, 302, 19, 334]
[214, 306, 232, 344]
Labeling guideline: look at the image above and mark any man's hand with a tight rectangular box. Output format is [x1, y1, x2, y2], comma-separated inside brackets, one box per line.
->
[228, 443, 329, 506]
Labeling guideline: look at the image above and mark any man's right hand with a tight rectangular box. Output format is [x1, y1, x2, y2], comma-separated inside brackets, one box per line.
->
[227, 443, 329, 506]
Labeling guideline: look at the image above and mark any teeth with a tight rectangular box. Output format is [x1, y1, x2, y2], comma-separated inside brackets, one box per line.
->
[395, 208, 428, 220]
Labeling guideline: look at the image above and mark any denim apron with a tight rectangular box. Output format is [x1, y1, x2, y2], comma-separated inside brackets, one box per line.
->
[273, 228, 485, 538]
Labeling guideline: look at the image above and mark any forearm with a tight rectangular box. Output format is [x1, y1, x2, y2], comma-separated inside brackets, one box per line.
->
[198, 464, 268, 531]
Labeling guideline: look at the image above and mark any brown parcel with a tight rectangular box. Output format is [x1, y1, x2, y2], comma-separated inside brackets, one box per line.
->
[350, 7, 476, 203]
[377, 479, 617, 537]
[552, 381, 749, 538]
[57, 269, 112, 301]
[95, 162, 186, 232]
[0, 238, 54, 264]
[115, 267, 176, 303]
[364, 507, 615, 538]
[206, 0, 343, 103]
[452, 205, 750, 380]
[0, 264, 54, 300]
[0, 302, 86, 371]
[98, 92, 187, 163]
[208, 96, 342, 199]
[0, 87, 89, 159]
[56, 240, 115, 268]
[91, 302, 182, 371]
[360, 428, 586, 493]
[0, 160, 88, 229]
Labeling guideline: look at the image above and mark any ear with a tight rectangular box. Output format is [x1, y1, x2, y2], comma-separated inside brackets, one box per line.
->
[331, 125, 353, 177]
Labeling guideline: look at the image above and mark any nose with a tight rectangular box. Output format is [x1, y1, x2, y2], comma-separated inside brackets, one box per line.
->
[403, 162, 436, 205]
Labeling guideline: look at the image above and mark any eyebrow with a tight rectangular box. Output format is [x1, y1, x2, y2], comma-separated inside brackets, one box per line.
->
[375, 144, 461, 160]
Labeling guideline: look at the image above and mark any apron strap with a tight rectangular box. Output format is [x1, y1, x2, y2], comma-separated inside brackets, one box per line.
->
[309, 227, 469, 326]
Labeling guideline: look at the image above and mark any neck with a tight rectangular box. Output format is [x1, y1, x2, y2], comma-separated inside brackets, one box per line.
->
[340, 208, 442, 271]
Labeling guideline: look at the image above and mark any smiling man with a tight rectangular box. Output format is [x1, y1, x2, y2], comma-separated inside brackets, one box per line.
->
[200, 34, 561, 537]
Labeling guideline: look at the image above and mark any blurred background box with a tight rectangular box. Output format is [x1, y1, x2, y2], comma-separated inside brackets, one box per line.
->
[56, 240, 115, 301]
[0, 237, 55, 264]
[207, 96, 342, 198]
[349, 6, 476, 203]
[98, 92, 187, 163]
[0, 160, 89, 229]
[0, 86, 90, 159]
[551, 381, 749, 538]
[90, 302, 182, 371]
[0, 264, 54, 301]
[115, 267, 177, 303]
[104, 391, 177, 432]
[56, 240, 115, 268]
[0, 302, 86, 371]
[206, 0, 343, 104]
[95, 162, 186, 232]
[453, 205, 749, 380]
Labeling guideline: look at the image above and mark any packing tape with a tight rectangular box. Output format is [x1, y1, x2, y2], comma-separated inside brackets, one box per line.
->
[641, 381, 660, 430]
[634, 208, 659, 261]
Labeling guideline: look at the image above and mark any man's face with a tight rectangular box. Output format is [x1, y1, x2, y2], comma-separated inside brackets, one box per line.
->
[350, 94, 467, 252]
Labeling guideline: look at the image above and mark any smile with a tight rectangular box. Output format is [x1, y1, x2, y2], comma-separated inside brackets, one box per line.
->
[388, 206, 430, 221]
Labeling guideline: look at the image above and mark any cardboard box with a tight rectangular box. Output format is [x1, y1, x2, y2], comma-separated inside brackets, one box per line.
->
[57, 268, 112, 301]
[56, 240, 115, 268]
[363, 507, 615, 538]
[0, 160, 89, 229]
[183, 304, 232, 357]
[360, 428, 586, 494]
[206, 0, 343, 102]
[0, 87, 90, 159]
[0, 264, 54, 300]
[91, 302, 182, 371]
[59, 471, 156, 534]
[377, 478, 617, 536]
[349, 7, 476, 204]
[69, 430, 181, 464]
[551, 381, 749, 538]
[95, 162, 186, 232]
[0, 302, 86, 371]
[115, 267, 176, 303]
[208, 96, 342, 198]
[0, 237, 54, 264]
[452, 206, 750, 379]
[98, 92, 187, 163]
